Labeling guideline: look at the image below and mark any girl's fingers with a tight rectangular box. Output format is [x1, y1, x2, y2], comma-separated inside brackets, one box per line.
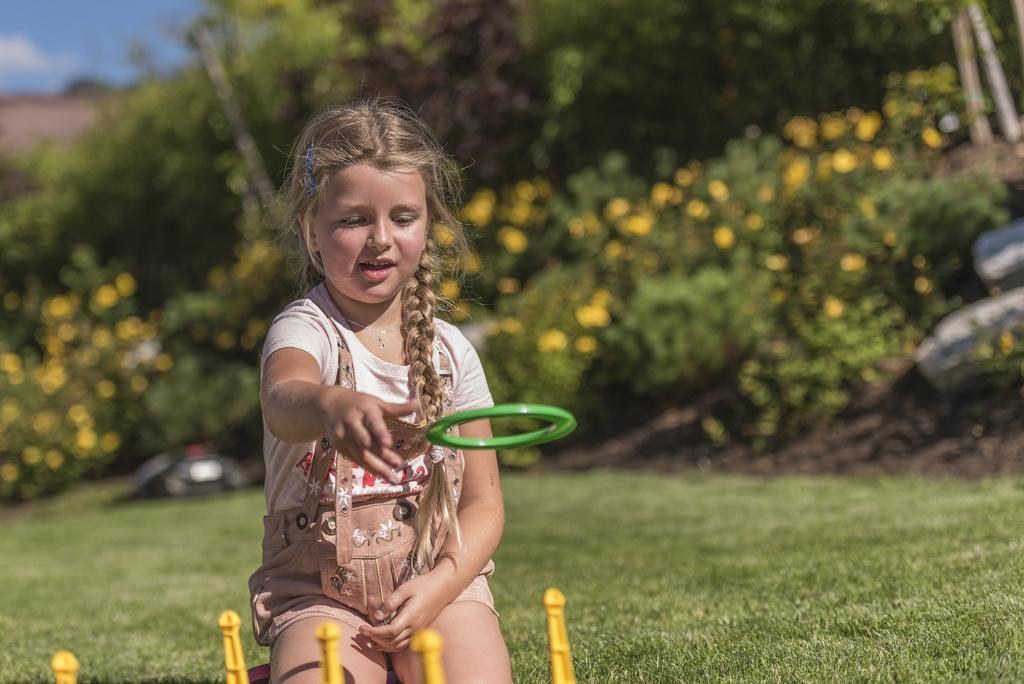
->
[379, 398, 421, 419]
[365, 409, 393, 449]
[363, 414, 403, 468]
[359, 450, 401, 484]
[343, 415, 373, 450]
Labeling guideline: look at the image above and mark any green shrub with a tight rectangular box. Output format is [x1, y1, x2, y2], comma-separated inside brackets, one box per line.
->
[606, 268, 774, 395]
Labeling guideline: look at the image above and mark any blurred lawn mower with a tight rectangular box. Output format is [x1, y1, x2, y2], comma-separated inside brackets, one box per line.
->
[134, 444, 250, 498]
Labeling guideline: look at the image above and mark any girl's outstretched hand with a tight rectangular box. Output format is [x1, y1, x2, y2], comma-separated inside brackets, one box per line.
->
[359, 570, 455, 652]
[320, 387, 420, 483]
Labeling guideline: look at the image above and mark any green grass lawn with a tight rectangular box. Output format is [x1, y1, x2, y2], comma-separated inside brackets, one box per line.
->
[2, 472, 1024, 683]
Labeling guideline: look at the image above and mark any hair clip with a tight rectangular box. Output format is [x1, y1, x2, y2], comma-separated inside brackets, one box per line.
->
[304, 142, 316, 196]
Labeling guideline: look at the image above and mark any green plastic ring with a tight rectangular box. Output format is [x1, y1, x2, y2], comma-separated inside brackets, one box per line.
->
[425, 403, 577, 450]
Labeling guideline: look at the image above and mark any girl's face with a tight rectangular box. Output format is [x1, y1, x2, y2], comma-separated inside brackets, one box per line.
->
[306, 163, 429, 318]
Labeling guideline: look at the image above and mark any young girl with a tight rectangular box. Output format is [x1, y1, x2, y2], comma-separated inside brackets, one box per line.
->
[248, 98, 512, 683]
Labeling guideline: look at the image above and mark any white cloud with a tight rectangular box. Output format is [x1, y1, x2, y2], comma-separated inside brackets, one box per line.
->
[0, 35, 78, 75]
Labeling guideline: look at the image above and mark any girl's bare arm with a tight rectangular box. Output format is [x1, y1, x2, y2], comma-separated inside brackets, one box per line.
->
[432, 417, 505, 596]
[261, 347, 417, 480]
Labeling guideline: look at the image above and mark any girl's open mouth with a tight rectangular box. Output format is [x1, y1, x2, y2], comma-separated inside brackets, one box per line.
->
[359, 259, 396, 281]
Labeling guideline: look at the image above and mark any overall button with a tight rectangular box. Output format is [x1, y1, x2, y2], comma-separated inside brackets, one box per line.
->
[452, 478, 460, 487]
[322, 517, 337, 534]
[296, 513, 310, 530]
[393, 500, 414, 521]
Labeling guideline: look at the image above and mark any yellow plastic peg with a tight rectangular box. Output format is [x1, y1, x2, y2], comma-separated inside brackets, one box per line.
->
[217, 610, 250, 684]
[543, 588, 577, 684]
[315, 621, 343, 684]
[50, 650, 79, 684]
[411, 628, 447, 684]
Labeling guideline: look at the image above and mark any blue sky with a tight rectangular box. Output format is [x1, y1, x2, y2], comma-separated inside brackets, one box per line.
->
[1, 1, 202, 94]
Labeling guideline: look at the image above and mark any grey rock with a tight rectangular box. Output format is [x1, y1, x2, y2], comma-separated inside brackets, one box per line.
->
[915, 287, 1024, 390]
[973, 218, 1024, 293]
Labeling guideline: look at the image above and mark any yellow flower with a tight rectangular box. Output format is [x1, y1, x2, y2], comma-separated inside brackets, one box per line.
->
[498, 226, 528, 254]
[604, 240, 625, 259]
[857, 197, 878, 220]
[921, 127, 943, 148]
[713, 225, 735, 250]
[115, 317, 143, 341]
[770, 288, 788, 303]
[840, 253, 867, 272]
[745, 213, 764, 231]
[0, 353, 22, 374]
[872, 148, 894, 170]
[537, 329, 568, 352]
[463, 252, 481, 274]
[817, 156, 832, 182]
[686, 199, 710, 220]
[619, 213, 653, 236]
[155, 353, 174, 372]
[100, 432, 122, 453]
[67, 404, 91, 426]
[214, 331, 236, 350]
[674, 168, 696, 187]
[999, 331, 1015, 355]
[575, 304, 610, 328]
[914, 276, 933, 294]
[883, 100, 900, 118]
[92, 285, 120, 310]
[792, 227, 815, 245]
[0, 463, 18, 483]
[97, 380, 117, 399]
[22, 446, 42, 465]
[1, 399, 21, 423]
[496, 278, 520, 295]
[592, 288, 613, 305]
[783, 157, 810, 191]
[435, 225, 456, 247]
[757, 185, 775, 203]
[76, 427, 97, 452]
[831, 148, 857, 174]
[575, 336, 597, 354]
[45, 295, 74, 318]
[824, 296, 845, 318]
[4, 291, 21, 310]
[912, 254, 928, 269]
[650, 182, 674, 208]
[568, 217, 585, 238]
[462, 189, 496, 225]
[883, 231, 898, 247]
[498, 318, 523, 334]
[115, 272, 137, 297]
[783, 116, 817, 148]
[130, 374, 149, 393]
[820, 115, 847, 140]
[708, 180, 730, 202]
[45, 450, 64, 470]
[440, 279, 461, 300]
[765, 254, 789, 271]
[855, 112, 882, 141]
[515, 180, 537, 202]
[56, 323, 77, 342]
[603, 197, 631, 221]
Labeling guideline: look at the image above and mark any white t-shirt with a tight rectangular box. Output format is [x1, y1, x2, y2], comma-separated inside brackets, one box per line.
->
[259, 283, 494, 514]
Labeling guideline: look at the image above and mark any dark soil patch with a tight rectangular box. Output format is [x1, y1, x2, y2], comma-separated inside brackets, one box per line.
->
[541, 361, 1024, 479]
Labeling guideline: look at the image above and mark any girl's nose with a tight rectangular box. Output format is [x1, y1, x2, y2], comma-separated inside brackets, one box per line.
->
[369, 218, 394, 250]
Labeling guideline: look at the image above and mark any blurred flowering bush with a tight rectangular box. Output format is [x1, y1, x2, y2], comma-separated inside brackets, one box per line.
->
[461, 67, 1007, 456]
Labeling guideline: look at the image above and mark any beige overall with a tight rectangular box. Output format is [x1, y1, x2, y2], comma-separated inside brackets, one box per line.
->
[248, 333, 495, 647]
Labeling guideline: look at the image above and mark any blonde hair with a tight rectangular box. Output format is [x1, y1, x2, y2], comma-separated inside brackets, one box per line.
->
[278, 97, 470, 573]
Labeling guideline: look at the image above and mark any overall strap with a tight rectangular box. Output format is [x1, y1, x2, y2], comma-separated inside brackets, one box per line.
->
[436, 342, 462, 499]
[297, 335, 355, 546]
